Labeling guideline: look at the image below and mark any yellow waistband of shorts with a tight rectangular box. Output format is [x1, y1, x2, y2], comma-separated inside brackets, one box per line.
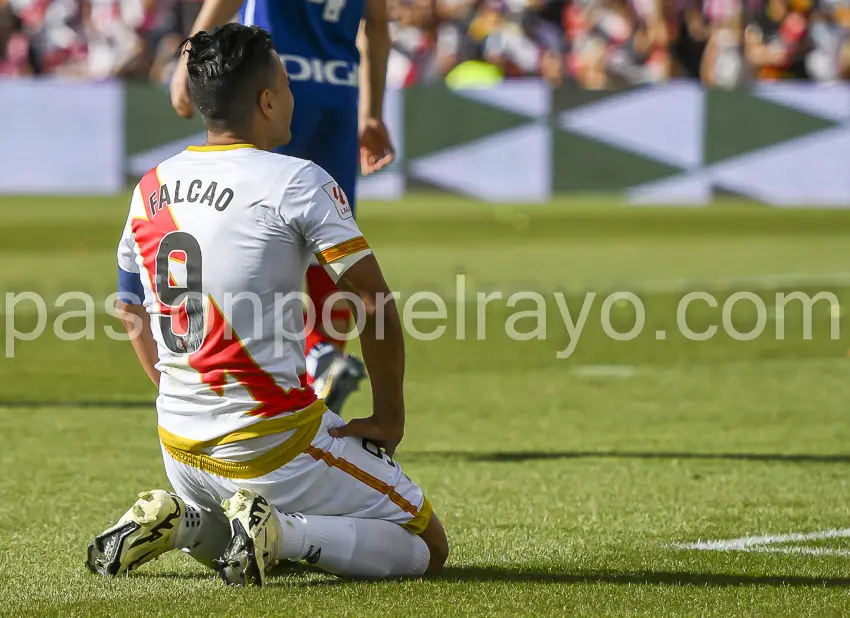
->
[159, 400, 326, 479]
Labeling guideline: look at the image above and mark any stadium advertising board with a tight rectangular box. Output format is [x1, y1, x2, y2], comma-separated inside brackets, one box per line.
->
[2, 79, 849, 206]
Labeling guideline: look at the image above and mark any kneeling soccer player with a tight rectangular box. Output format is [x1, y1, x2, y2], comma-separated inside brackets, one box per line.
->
[86, 24, 447, 586]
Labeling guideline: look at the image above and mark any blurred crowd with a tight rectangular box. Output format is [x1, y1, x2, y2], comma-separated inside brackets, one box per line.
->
[389, 0, 850, 87]
[0, 0, 195, 82]
[1, 0, 848, 86]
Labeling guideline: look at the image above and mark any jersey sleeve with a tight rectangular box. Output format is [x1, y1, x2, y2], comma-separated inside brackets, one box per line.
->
[116, 186, 145, 304]
[281, 162, 372, 282]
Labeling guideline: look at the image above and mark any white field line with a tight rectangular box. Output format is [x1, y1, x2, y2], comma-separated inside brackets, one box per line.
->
[674, 544, 850, 557]
[753, 546, 850, 557]
[673, 528, 850, 554]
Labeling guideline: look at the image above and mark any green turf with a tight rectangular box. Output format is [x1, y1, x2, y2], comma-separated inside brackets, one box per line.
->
[2, 195, 850, 617]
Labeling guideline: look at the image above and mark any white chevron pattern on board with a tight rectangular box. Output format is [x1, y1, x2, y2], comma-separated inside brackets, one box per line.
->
[560, 81, 704, 170]
[411, 124, 550, 202]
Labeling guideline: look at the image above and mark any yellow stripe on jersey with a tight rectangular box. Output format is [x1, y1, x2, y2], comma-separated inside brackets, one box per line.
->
[186, 143, 256, 152]
[316, 236, 370, 265]
[157, 400, 325, 479]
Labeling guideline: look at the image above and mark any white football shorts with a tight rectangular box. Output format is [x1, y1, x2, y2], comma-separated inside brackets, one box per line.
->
[161, 410, 432, 534]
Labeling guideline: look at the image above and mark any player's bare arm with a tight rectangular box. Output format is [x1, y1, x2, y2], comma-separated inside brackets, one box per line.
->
[115, 300, 161, 388]
[358, 0, 394, 175]
[328, 254, 405, 456]
[170, 0, 245, 118]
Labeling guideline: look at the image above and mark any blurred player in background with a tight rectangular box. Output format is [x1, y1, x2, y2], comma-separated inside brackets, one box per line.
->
[170, 0, 395, 414]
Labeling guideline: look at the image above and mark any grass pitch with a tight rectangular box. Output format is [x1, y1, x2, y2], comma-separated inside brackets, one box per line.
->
[2, 195, 850, 616]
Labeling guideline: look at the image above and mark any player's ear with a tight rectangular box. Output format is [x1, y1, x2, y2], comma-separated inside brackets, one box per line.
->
[259, 88, 274, 120]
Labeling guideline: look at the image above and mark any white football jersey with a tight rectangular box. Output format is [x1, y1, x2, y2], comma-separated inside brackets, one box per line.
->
[117, 144, 370, 448]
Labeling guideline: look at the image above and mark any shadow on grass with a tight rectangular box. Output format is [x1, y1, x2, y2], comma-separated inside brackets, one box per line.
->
[430, 567, 850, 587]
[402, 450, 850, 464]
[137, 561, 322, 582]
[265, 567, 850, 589]
[136, 565, 850, 588]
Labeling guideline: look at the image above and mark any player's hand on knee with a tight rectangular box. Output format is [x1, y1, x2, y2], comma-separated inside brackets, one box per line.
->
[328, 416, 403, 456]
[170, 56, 195, 119]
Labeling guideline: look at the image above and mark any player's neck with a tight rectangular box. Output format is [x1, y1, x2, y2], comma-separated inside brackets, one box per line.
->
[204, 131, 270, 152]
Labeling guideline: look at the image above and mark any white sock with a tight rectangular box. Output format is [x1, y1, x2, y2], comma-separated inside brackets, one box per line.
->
[173, 500, 231, 569]
[276, 512, 431, 578]
[173, 501, 203, 549]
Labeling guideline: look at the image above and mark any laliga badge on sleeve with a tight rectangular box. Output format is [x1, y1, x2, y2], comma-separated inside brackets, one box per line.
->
[322, 181, 352, 220]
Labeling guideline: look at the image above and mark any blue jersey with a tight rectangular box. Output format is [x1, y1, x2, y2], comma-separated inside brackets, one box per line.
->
[241, 0, 365, 109]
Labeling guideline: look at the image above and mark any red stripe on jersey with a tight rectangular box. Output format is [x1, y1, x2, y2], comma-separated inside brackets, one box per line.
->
[189, 299, 318, 418]
[132, 167, 178, 312]
[132, 167, 190, 334]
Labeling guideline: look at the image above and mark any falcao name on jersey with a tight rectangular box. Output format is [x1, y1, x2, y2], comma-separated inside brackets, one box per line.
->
[145, 179, 235, 218]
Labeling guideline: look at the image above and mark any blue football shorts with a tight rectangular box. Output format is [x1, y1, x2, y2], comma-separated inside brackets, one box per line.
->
[276, 103, 359, 216]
